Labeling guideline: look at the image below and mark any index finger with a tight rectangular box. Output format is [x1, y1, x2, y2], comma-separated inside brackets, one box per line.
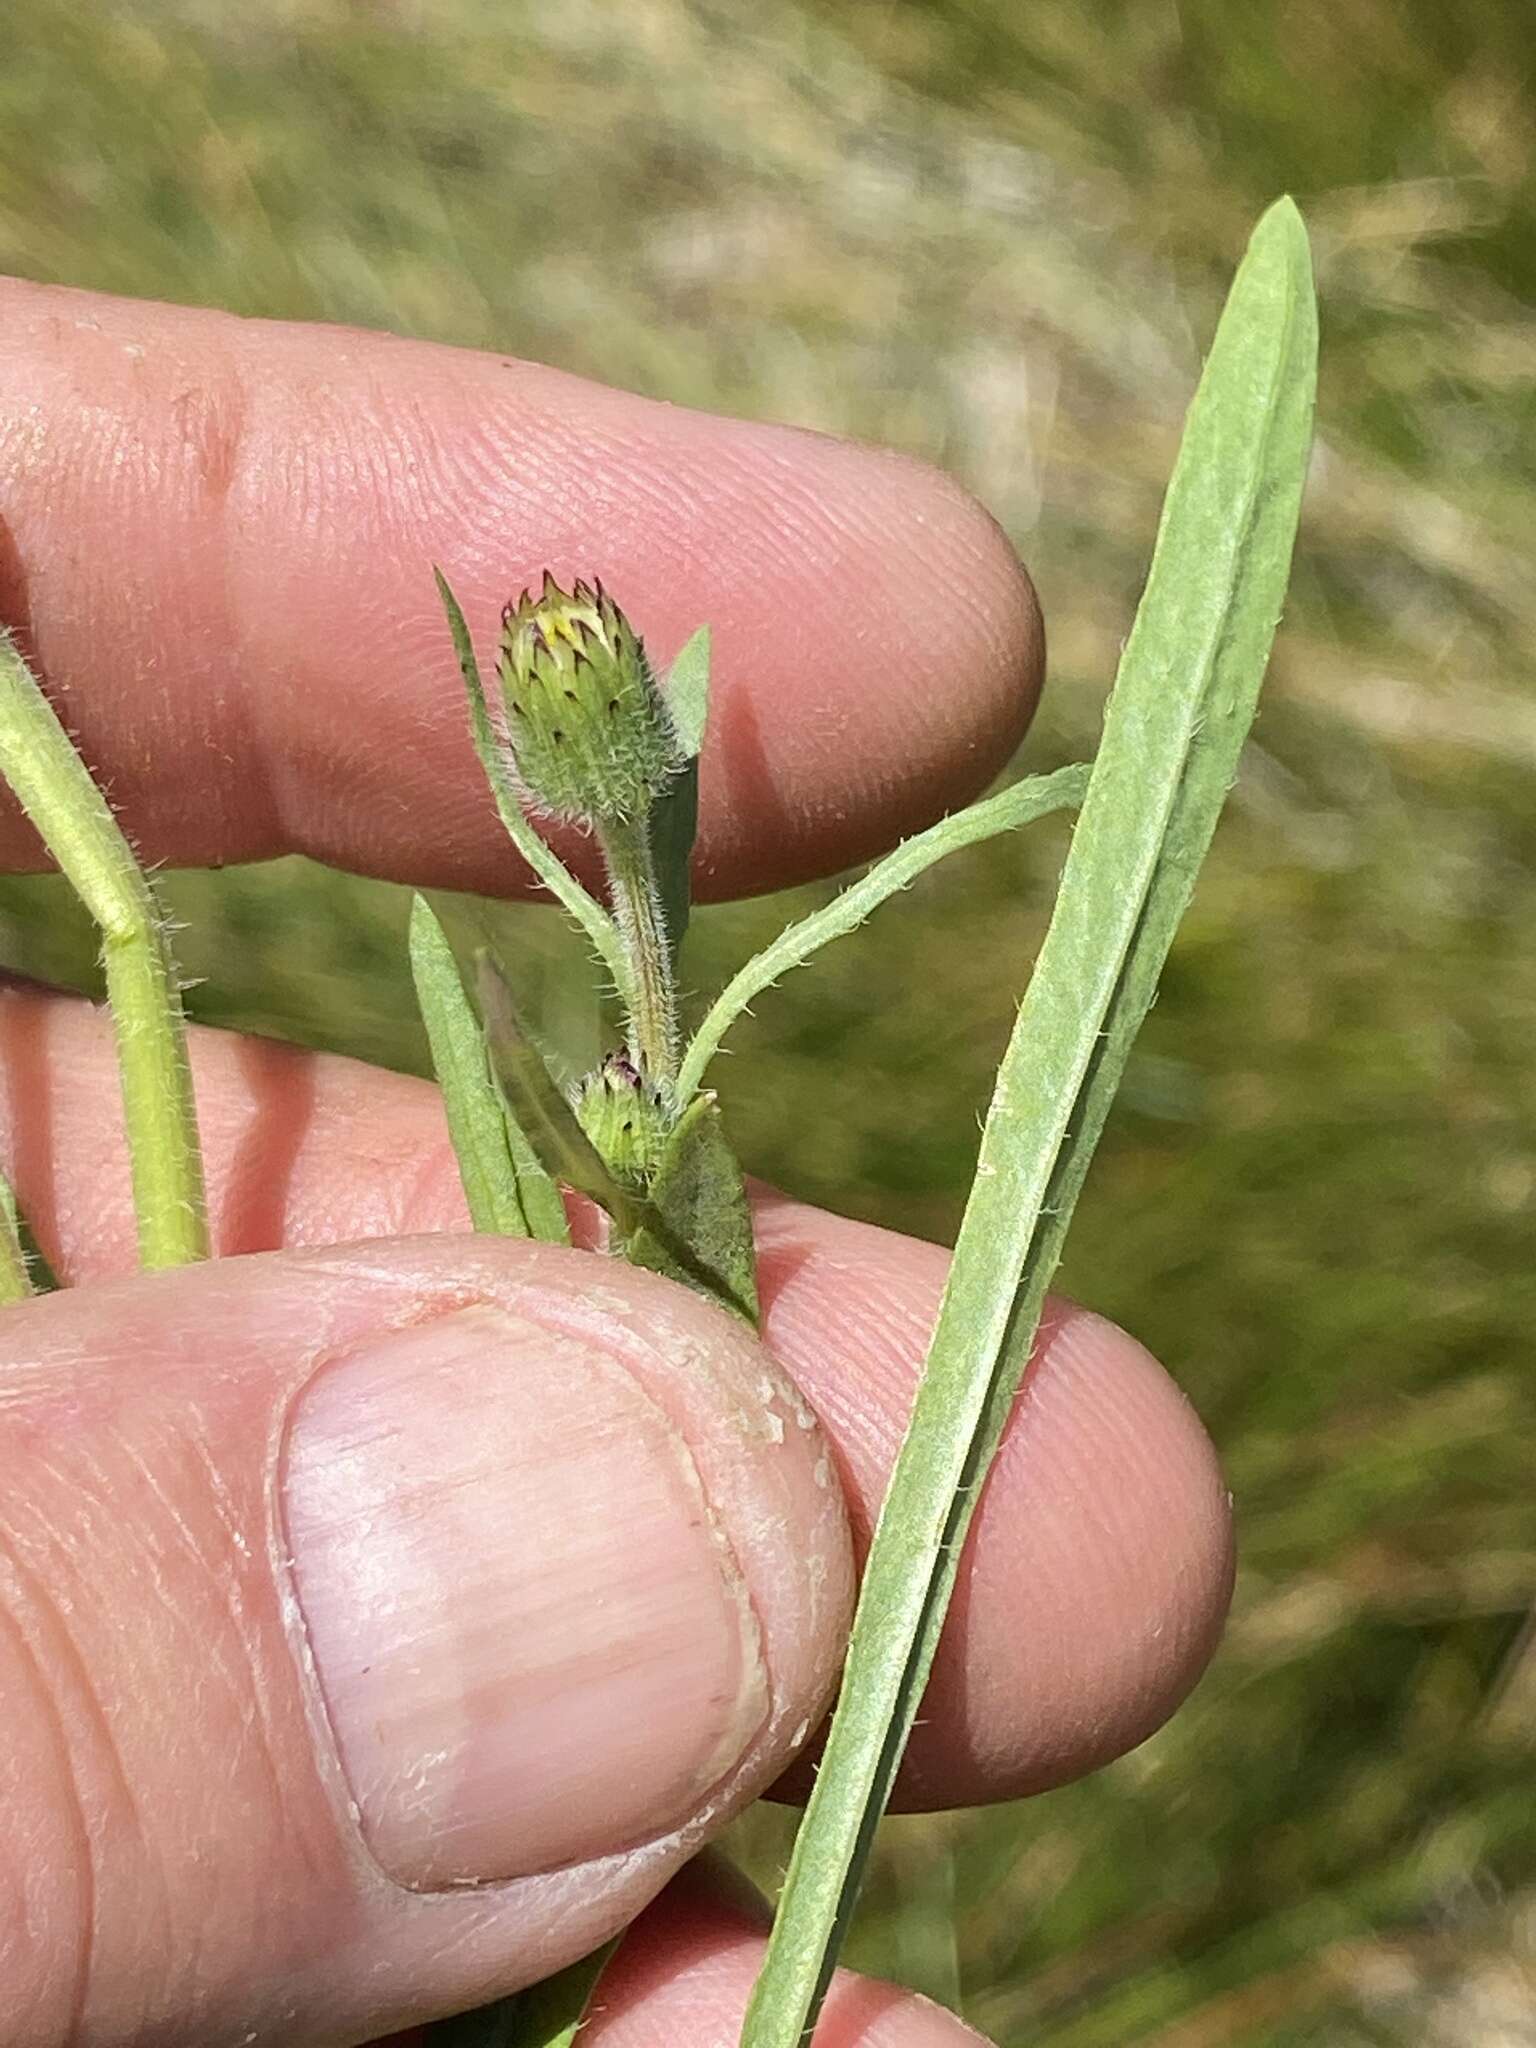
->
[0, 277, 1043, 899]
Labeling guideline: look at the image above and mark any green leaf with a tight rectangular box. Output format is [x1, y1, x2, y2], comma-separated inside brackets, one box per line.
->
[476, 951, 644, 1236]
[409, 893, 528, 1236]
[623, 1092, 759, 1325]
[677, 761, 1090, 1103]
[739, 196, 1318, 2048]
[421, 1939, 619, 2048]
[649, 624, 710, 971]
[408, 895, 569, 1245]
[663, 623, 712, 757]
[434, 569, 630, 997]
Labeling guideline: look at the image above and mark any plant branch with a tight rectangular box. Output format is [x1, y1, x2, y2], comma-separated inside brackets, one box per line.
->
[0, 630, 207, 1270]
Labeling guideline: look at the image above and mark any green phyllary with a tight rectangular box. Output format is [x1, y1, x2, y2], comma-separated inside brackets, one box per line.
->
[497, 574, 679, 833]
[571, 1053, 672, 1188]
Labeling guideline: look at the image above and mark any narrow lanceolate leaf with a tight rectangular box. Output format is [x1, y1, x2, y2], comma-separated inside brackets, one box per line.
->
[649, 624, 711, 970]
[410, 893, 529, 1235]
[434, 569, 630, 997]
[499, 1094, 576, 1247]
[0, 630, 207, 1270]
[476, 952, 645, 1236]
[678, 761, 1090, 1103]
[623, 1092, 759, 1325]
[408, 896, 569, 1245]
[422, 1941, 621, 2048]
[740, 197, 1318, 2048]
[663, 624, 712, 760]
[0, 1173, 34, 1303]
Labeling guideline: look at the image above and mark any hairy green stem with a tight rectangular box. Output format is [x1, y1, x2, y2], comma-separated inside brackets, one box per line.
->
[0, 631, 208, 1269]
[600, 817, 678, 1082]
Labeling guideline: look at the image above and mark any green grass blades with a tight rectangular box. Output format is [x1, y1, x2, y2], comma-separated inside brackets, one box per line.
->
[622, 1090, 759, 1324]
[738, 197, 1318, 2048]
[0, 629, 208, 1271]
[408, 894, 570, 1244]
[676, 762, 1091, 1104]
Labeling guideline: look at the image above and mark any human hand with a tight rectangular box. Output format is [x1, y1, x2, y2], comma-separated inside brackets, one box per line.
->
[0, 278, 1233, 2047]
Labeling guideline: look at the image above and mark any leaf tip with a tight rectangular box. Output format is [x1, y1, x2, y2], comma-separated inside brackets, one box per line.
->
[1251, 194, 1312, 273]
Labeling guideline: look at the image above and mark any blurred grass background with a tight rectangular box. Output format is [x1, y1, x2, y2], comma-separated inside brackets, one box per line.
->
[2, 0, 1534, 2039]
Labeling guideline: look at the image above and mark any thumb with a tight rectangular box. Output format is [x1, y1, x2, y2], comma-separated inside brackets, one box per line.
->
[0, 1234, 852, 2048]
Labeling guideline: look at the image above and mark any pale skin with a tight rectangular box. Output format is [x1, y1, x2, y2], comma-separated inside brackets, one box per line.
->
[0, 277, 1235, 2048]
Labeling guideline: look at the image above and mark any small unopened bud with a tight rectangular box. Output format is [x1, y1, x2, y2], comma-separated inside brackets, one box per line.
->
[572, 1053, 672, 1187]
[497, 573, 678, 827]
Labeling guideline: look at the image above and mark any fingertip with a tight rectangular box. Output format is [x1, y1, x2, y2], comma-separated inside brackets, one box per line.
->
[0, 1232, 857, 2042]
[957, 1304, 1235, 1792]
[681, 430, 1046, 895]
[2, 980, 1227, 1828]
[0, 281, 1046, 896]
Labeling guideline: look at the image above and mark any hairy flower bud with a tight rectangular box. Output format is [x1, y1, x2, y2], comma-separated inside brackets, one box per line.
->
[571, 1052, 672, 1187]
[497, 573, 678, 827]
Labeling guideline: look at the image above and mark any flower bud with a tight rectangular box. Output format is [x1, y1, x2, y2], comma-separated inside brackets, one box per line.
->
[497, 573, 678, 827]
[571, 1053, 673, 1187]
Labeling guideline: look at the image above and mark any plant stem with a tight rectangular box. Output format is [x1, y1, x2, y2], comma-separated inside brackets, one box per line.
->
[0, 631, 208, 1269]
[599, 817, 678, 1083]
